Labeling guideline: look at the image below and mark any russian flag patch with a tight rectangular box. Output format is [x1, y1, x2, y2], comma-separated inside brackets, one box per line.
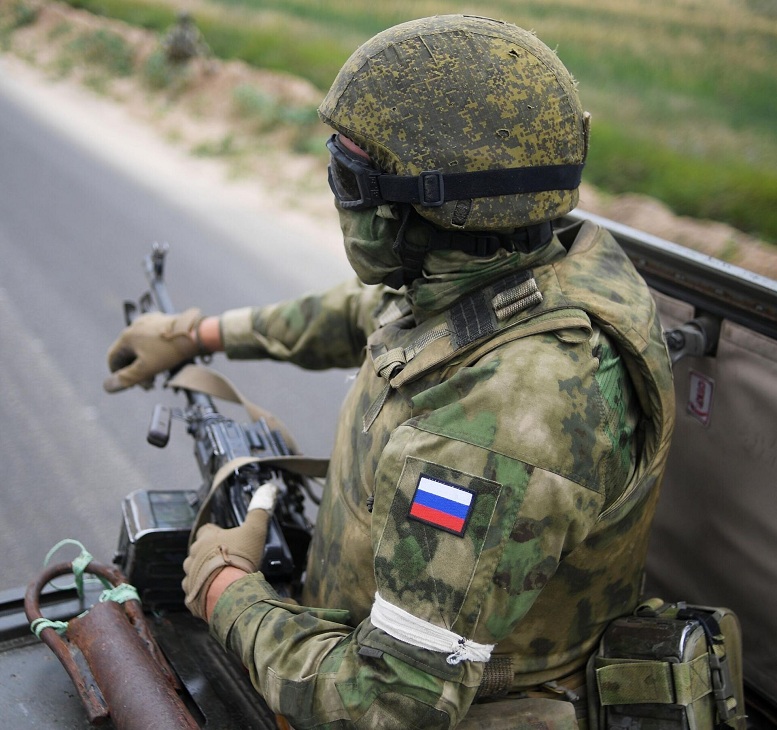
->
[408, 474, 476, 537]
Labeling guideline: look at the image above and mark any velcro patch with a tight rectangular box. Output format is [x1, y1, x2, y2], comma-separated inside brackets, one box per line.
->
[408, 474, 476, 537]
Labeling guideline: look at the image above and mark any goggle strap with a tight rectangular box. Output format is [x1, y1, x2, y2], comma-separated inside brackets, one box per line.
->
[377, 163, 584, 207]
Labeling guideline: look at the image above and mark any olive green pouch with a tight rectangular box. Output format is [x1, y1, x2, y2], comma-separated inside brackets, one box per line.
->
[458, 697, 579, 730]
[587, 600, 745, 730]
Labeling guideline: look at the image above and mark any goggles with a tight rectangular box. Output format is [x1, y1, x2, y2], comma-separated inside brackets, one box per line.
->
[326, 135, 388, 210]
[326, 133, 585, 211]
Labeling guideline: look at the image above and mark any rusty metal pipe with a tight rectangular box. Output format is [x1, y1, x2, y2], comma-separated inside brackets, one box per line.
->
[25, 559, 198, 729]
[24, 560, 111, 723]
[67, 600, 199, 730]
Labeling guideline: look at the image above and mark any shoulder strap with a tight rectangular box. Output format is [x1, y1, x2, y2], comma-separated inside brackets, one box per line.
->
[362, 269, 592, 430]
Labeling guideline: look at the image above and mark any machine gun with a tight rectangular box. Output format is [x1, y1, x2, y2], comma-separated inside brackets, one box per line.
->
[21, 244, 326, 730]
[114, 243, 324, 609]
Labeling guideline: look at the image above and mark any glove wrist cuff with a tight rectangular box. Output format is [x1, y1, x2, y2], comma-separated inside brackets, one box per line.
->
[191, 315, 209, 355]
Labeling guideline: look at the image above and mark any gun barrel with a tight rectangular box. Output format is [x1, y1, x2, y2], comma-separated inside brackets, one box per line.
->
[143, 244, 176, 315]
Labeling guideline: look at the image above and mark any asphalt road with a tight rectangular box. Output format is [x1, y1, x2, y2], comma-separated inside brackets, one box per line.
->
[0, 72, 353, 593]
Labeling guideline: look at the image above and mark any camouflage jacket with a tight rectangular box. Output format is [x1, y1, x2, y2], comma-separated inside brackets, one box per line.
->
[212, 220, 675, 728]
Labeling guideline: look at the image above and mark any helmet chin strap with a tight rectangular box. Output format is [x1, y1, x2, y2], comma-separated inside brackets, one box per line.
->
[387, 207, 425, 289]
[387, 206, 554, 289]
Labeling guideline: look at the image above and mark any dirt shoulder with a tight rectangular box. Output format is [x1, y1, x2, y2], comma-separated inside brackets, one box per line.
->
[3, 0, 777, 278]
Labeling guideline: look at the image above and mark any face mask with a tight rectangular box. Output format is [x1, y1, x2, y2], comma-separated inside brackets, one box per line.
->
[338, 205, 404, 287]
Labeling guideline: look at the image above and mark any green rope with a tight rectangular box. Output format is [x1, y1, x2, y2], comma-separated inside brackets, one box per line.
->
[100, 583, 140, 605]
[30, 617, 70, 638]
[43, 539, 111, 597]
[30, 541, 141, 640]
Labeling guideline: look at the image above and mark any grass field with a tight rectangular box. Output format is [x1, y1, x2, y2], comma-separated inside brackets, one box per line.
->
[20, 0, 777, 242]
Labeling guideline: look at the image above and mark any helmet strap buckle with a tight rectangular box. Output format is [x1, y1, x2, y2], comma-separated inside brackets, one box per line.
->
[418, 171, 445, 207]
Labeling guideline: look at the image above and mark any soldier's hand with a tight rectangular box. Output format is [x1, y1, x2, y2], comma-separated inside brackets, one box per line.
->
[103, 307, 204, 393]
[182, 483, 278, 621]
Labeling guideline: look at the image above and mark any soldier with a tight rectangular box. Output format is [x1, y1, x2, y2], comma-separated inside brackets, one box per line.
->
[161, 11, 210, 65]
[104, 15, 675, 728]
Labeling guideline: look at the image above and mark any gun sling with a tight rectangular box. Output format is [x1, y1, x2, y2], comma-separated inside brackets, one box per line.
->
[167, 365, 329, 544]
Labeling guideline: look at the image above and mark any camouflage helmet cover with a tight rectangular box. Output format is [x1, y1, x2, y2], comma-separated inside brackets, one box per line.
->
[319, 15, 589, 230]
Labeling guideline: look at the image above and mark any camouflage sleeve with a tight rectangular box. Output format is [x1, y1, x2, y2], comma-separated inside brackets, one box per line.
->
[210, 575, 483, 728]
[219, 278, 385, 369]
[369, 428, 605, 649]
[369, 330, 636, 652]
[209, 331, 637, 727]
[209, 445, 601, 728]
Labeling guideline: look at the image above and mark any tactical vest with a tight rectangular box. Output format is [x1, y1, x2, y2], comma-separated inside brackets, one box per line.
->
[302, 220, 675, 689]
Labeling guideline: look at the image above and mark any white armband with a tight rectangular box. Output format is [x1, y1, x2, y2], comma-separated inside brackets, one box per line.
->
[370, 592, 494, 665]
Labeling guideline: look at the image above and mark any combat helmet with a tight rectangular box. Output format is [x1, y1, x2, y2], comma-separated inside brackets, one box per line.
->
[319, 15, 589, 231]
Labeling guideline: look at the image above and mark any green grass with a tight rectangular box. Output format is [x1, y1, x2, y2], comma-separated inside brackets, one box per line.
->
[1, 0, 39, 28]
[141, 47, 192, 93]
[66, 27, 135, 76]
[0, 0, 39, 46]
[48, 0, 777, 243]
[66, 0, 175, 30]
[231, 84, 327, 154]
[233, 85, 318, 128]
[192, 134, 237, 157]
[587, 122, 777, 237]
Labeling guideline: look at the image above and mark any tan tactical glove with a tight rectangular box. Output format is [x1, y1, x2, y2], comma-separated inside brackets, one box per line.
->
[182, 483, 278, 621]
[103, 308, 204, 393]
